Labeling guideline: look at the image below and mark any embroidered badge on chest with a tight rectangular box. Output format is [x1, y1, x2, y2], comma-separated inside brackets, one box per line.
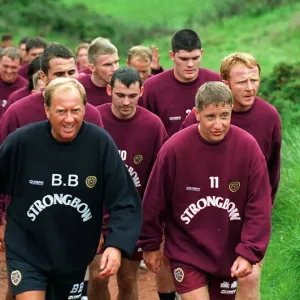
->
[229, 181, 240, 192]
[133, 154, 143, 164]
[86, 176, 97, 188]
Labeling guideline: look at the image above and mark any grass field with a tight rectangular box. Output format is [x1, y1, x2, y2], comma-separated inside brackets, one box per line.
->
[62, 0, 214, 28]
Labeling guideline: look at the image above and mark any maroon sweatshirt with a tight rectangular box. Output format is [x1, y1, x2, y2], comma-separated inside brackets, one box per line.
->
[0, 76, 28, 118]
[18, 62, 30, 80]
[98, 104, 168, 236]
[6, 87, 31, 110]
[98, 104, 168, 198]
[140, 124, 271, 278]
[77, 74, 111, 106]
[0, 92, 104, 222]
[140, 69, 221, 136]
[181, 97, 281, 202]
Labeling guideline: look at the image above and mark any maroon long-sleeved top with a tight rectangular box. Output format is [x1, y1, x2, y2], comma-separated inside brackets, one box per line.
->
[139, 69, 221, 136]
[140, 124, 271, 277]
[180, 97, 281, 202]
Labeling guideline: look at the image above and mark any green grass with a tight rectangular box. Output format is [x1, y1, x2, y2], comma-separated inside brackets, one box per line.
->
[62, 0, 214, 28]
[261, 128, 300, 299]
[141, 3, 300, 75]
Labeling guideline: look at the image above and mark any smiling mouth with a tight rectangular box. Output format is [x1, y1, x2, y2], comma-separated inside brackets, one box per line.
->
[63, 125, 74, 131]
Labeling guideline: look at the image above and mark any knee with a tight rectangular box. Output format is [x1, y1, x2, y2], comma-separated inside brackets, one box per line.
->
[238, 263, 262, 288]
[89, 263, 109, 287]
[118, 274, 137, 293]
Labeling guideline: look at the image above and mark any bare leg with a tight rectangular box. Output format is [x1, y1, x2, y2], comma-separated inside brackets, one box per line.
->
[6, 283, 14, 300]
[116, 258, 140, 300]
[88, 254, 110, 300]
[180, 286, 209, 300]
[15, 290, 45, 300]
[236, 262, 262, 300]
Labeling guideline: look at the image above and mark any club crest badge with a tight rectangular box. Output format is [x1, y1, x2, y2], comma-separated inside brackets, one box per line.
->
[86, 176, 97, 188]
[229, 181, 240, 192]
[174, 268, 184, 282]
[133, 154, 143, 164]
[11, 270, 22, 286]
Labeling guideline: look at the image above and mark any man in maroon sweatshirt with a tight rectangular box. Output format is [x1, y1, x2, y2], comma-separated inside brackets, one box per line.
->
[140, 81, 272, 300]
[180, 52, 281, 300]
[18, 37, 47, 80]
[0, 43, 103, 300]
[77, 37, 119, 107]
[0, 47, 27, 118]
[88, 67, 168, 300]
[140, 29, 221, 137]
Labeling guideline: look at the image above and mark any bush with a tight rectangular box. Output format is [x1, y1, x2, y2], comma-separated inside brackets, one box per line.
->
[259, 62, 300, 125]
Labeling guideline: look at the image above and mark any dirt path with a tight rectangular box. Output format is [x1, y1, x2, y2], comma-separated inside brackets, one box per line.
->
[0, 252, 158, 300]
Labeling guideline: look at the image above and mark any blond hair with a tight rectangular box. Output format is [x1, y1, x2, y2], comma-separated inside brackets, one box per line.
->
[220, 52, 261, 80]
[75, 43, 90, 56]
[127, 45, 152, 63]
[88, 37, 117, 64]
[195, 81, 232, 111]
[44, 78, 86, 107]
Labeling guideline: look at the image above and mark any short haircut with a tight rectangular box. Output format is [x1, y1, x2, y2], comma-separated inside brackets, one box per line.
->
[171, 29, 202, 53]
[220, 52, 261, 80]
[32, 70, 42, 90]
[40, 44, 76, 75]
[195, 81, 233, 111]
[19, 37, 29, 46]
[75, 42, 90, 56]
[2, 34, 12, 42]
[127, 45, 152, 63]
[27, 57, 41, 90]
[88, 37, 117, 65]
[26, 37, 47, 53]
[110, 67, 142, 89]
[0, 47, 22, 63]
[44, 78, 87, 107]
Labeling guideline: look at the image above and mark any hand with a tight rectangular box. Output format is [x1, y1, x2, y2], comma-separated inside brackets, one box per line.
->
[0, 224, 5, 252]
[231, 256, 253, 278]
[96, 233, 104, 254]
[143, 250, 162, 274]
[150, 46, 161, 71]
[99, 247, 121, 277]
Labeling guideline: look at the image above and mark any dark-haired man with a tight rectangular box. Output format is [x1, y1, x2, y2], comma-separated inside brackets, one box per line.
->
[140, 81, 272, 300]
[88, 67, 168, 300]
[0, 47, 27, 118]
[0, 77, 142, 300]
[18, 37, 29, 63]
[140, 29, 221, 137]
[18, 37, 47, 80]
[1, 34, 13, 49]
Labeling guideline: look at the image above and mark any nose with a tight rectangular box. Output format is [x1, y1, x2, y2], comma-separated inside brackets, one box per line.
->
[186, 59, 194, 67]
[65, 111, 75, 122]
[123, 97, 130, 106]
[246, 80, 254, 90]
[213, 118, 223, 129]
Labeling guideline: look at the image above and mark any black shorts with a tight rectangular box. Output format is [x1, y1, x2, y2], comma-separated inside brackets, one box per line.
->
[7, 257, 86, 299]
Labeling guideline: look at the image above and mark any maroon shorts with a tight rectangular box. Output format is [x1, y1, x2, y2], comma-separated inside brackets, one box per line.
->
[170, 261, 237, 299]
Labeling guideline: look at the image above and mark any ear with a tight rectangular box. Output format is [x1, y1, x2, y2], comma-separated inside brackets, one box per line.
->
[193, 107, 201, 122]
[126, 59, 130, 67]
[222, 79, 229, 87]
[40, 71, 48, 86]
[88, 63, 95, 73]
[169, 51, 175, 62]
[200, 48, 204, 55]
[140, 86, 144, 98]
[44, 103, 50, 119]
[106, 84, 112, 96]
